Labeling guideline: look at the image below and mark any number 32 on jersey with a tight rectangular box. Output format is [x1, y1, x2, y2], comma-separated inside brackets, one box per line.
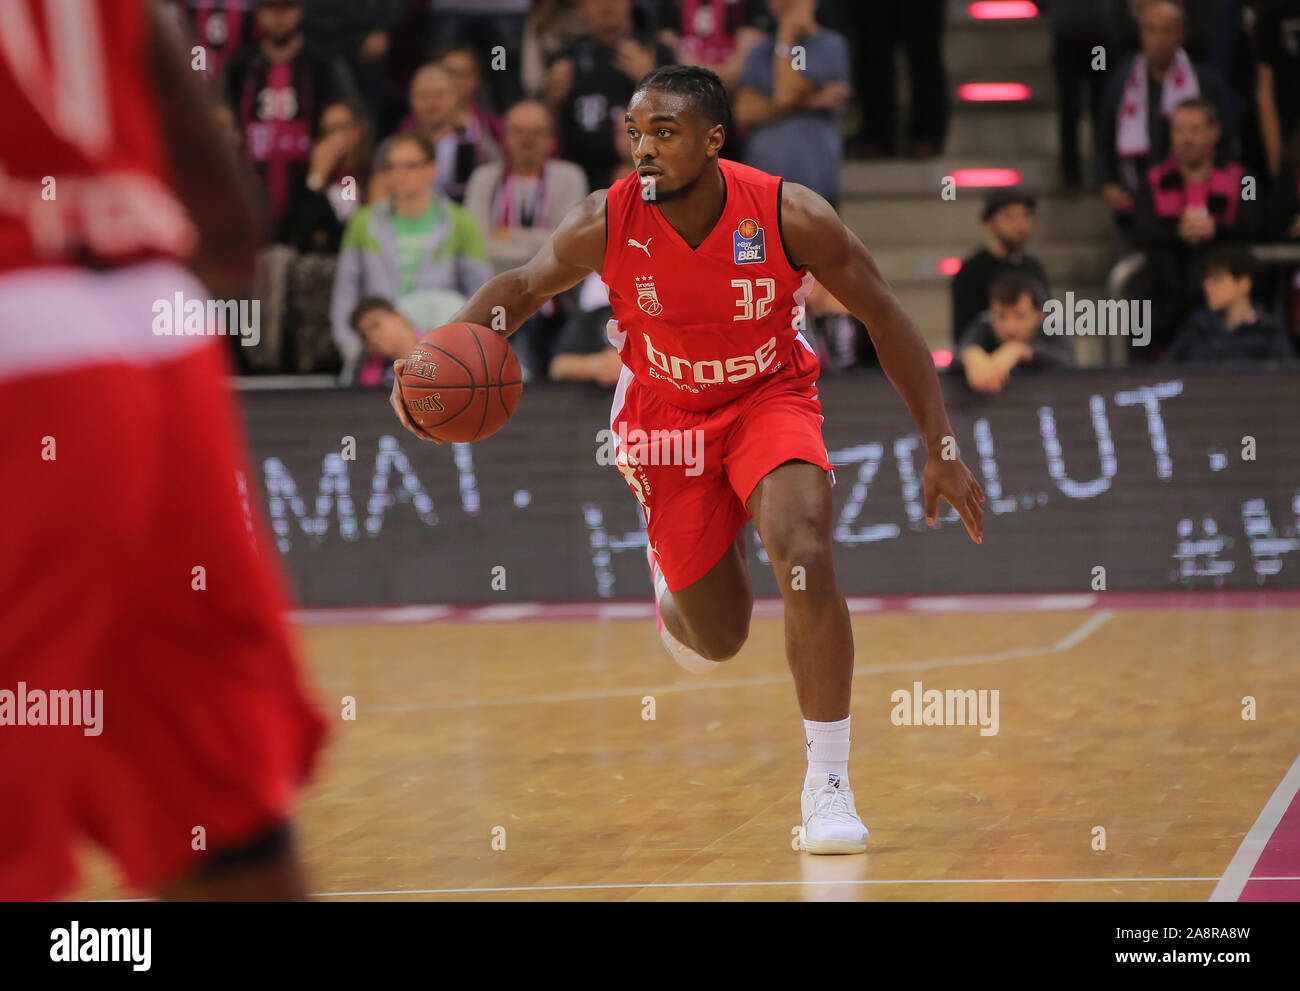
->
[731, 278, 775, 322]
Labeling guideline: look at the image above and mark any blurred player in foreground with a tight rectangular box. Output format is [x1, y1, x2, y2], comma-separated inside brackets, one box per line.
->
[391, 66, 983, 854]
[0, 0, 326, 899]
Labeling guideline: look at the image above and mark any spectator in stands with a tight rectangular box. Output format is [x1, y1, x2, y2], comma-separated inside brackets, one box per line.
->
[951, 188, 1051, 348]
[331, 132, 492, 374]
[464, 100, 588, 380]
[656, 0, 764, 92]
[1043, 0, 1132, 189]
[546, 0, 676, 192]
[285, 99, 373, 253]
[1255, 0, 1300, 179]
[955, 272, 1075, 394]
[426, 0, 531, 111]
[1095, 0, 1236, 234]
[464, 101, 589, 271]
[1165, 246, 1296, 362]
[1128, 97, 1258, 360]
[822, 0, 946, 159]
[402, 62, 502, 204]
[548, 273, 623, 385]
[803, 279, 877, 374]
[347, 292, 473, 386]
[441, 45, 507, 146]
[349, 297, 419, 387]
[1267, 132, 1300, 346]
[733, 0, 851, 208]
[522, 0, 588, 98]
[300, 0, 404, 129]
[223, 0, 356, 241]
[169, 0, 256, 84]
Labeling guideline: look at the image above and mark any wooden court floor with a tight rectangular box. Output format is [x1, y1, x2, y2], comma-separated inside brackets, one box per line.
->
[73, 604, 1299, 901]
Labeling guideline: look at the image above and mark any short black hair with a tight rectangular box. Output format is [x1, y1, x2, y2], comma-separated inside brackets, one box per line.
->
[635, 65, 731, 133]
[989, 271, 1043, 308]
[1203, 245, 1255, 281]
[349, 296, 398, 332]
[1173, 97, 1219, 127]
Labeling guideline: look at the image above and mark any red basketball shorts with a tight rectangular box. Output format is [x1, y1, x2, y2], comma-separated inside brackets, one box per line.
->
[608, 345, 834, 591]
[0, 291, 327, 900]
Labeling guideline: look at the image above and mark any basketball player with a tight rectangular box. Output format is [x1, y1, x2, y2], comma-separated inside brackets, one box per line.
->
[0, 0, 326, 898]
[389, 66, 984, 853]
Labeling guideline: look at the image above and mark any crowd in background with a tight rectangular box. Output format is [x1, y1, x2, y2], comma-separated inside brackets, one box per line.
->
[161, 0, 1300, 393]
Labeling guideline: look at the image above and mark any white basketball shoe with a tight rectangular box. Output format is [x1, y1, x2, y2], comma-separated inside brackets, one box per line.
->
[647, 543, 717, 673]
[801, 772, 869, 854]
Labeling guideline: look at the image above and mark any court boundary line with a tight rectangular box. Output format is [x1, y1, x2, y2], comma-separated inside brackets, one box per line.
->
[1209, 749, 1300, 902]
[361, 610, 1116, 713]
[292, 589, 1300, 626]
[310, 876, 1271, 897]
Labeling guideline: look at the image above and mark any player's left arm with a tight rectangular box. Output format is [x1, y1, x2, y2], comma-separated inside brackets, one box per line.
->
[780, 181, 985, 543]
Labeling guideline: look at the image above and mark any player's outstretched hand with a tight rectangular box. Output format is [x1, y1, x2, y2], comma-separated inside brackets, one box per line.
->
[923, 453, 984, 544]
[389, 359, 443, 444]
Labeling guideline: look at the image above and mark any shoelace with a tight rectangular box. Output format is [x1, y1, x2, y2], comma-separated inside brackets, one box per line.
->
[810, 784, 860, 825]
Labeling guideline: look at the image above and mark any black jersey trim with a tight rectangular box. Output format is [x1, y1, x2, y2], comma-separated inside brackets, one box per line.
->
[776, 178, 800, 272]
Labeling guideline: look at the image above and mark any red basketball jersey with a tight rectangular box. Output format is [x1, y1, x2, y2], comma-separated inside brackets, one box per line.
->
[0, 0, 195, 274]
[602, 158, 819, 412]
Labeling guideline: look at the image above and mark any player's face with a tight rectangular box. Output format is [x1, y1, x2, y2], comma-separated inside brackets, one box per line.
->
[625, 90, 724, 203]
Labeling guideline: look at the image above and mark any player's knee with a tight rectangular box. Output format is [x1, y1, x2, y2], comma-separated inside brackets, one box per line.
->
[694, 617, 750, 661]
[765, 521, 832, 584]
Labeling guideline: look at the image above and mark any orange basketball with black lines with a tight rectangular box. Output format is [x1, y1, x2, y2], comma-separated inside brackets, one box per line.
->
[399, 322, 522, 442]
[738, 218, 758, 239]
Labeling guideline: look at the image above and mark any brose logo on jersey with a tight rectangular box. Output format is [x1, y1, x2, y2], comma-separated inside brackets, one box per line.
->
[635, 275, 662, 315]
[733, 218, 766, 264]
[643, 332, 778, 388]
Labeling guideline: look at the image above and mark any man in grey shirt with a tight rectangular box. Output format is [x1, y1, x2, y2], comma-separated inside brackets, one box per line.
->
[734, 0, 851, 207]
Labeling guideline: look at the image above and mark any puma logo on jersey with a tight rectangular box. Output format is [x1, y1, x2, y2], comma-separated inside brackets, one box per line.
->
[627, 236, 653, 257]
[643, 332, 778, 386]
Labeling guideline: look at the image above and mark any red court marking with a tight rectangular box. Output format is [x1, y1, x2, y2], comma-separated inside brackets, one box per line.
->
[292, 588, 1300, 626]
[1239, 789, 1300, 901]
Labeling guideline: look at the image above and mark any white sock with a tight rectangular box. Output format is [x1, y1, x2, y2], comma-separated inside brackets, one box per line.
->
[804, 716, 851, 788]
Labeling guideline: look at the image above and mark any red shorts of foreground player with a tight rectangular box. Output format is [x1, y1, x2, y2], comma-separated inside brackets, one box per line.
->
[0, 329, 327, 900]
[609, 341, 834, 591]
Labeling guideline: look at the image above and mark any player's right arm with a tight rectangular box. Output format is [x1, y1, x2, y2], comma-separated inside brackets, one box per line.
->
[388, 190, 608, 439]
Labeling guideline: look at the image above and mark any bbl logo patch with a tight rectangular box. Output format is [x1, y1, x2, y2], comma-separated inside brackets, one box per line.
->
[733, 218, 765, 264]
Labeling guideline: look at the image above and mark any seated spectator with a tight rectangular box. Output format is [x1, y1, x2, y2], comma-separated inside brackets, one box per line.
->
[656, 0, 764, 92]
[347, 291, 469, 386]
[1128, 97, 1258, 360]
[955, 272, 1075, 394]
[951, 188, 1051, 346]
[803, 280, 876, 373]
[331, 132, 492, 375]
[1165, 247, 1296, 363]
[441, 44, 506, 146]
[548, 273, 623, 386]
[734, 0, 850, 207]
[222, 0, 357, 241]
[1095, 0, 1236, 233]
[464, 101, 589, 271]
[1254, 0, 1300, 180]
[284, 99, 373, 253]
[546, 0, 675, 192]
[402, 63, 502, 204]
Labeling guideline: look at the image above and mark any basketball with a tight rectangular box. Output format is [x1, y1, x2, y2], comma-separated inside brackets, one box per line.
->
[399, 322, 523, 443]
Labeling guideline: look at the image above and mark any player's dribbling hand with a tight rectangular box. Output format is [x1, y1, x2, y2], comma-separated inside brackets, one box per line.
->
[389, 359, 443, 444]
[923, 453, 985, 544]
